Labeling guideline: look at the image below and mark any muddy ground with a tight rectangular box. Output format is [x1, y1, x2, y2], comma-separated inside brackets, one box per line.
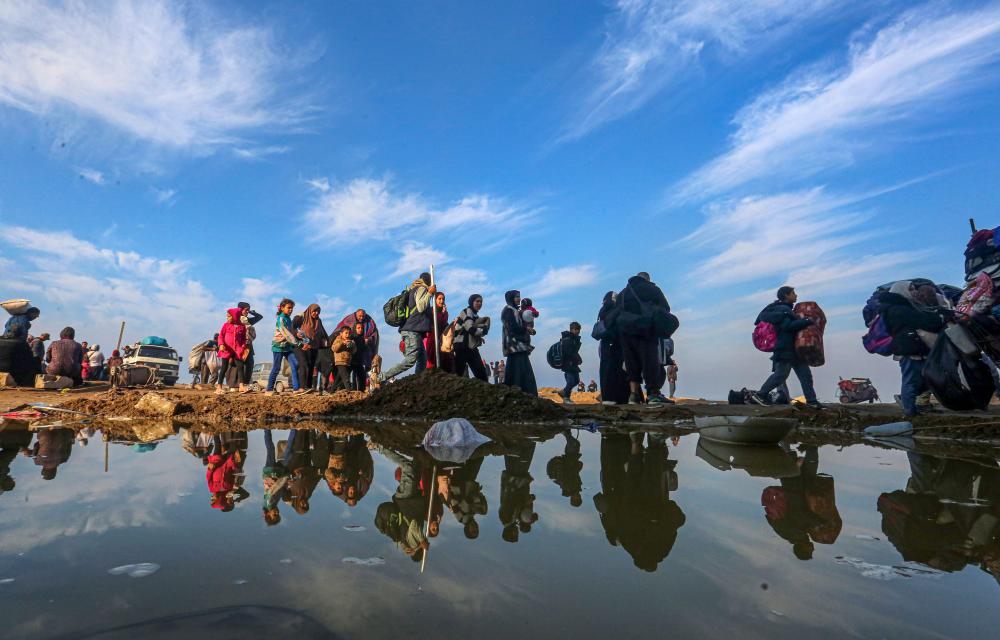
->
[5, 369, 1000, 442]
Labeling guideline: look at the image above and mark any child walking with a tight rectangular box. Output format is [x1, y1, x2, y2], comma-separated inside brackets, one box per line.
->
[331, 325, 356, 391]
[217, 308, 249, 394]
[266, 299, 306, 396]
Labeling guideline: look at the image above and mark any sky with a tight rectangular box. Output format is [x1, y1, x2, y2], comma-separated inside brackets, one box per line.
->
[2, 0, 999, 400]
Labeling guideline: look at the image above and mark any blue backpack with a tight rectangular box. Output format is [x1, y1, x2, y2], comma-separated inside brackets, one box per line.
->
[862, 316, 894, 356]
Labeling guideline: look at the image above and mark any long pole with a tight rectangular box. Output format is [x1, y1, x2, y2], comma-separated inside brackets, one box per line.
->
[115, 321, 126, 351]
[429, 264, 440, 368]
[420, 463, 437, 574]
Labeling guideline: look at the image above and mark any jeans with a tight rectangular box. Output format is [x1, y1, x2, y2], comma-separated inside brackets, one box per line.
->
[381, 331, 426, 381]
[562, 370, 580, 399]
[759, 358, 817, 403]
[267, 351, 300, 391]
[899, 356, 926, 417]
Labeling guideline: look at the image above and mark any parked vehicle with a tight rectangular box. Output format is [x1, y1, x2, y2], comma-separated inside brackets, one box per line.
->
[249, 362, 289, 393]
[122, 341, 181, 386]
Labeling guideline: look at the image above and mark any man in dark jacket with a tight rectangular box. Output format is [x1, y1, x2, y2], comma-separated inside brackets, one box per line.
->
[381, 272, 435, 382]
[559, 322, 583, 404]
[618, 272, 674, 405]
[750, 287, 821, 408]
[879, 280, 947, 417]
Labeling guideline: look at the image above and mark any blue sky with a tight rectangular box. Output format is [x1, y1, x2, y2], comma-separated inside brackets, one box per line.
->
[2, 0, 999, 398]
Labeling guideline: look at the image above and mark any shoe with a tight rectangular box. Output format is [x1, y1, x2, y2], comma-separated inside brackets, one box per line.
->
[292, 389, 308, 396]
[628, 393, 642, 405]
[806, 401, 825, 410]
[747, 392, 769, 406]
[647, 394, 674, 405]
[562, 396, 574, 405]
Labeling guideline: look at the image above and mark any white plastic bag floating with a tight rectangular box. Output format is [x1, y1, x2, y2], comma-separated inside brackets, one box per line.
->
[421, 418, 491, 463]
[863, 422, 913, 437]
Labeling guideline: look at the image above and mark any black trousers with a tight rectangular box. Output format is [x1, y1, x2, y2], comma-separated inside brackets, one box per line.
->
[243, 351, 255, 386]
[219, 357, 244, 387]
[621, 334, 661, 394]
[351, 362, 366, 391]
[296, 347, 318, 390]
[333, 365, 352, 391]
[316, 350, 334, 391]
[454, 345, 488, 381]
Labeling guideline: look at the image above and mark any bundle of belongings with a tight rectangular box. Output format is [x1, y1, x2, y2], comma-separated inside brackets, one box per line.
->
[837, 377, 879, 404]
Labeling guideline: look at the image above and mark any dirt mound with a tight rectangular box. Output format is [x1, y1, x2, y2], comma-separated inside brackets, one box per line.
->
[60, 388, 366, 422]
[539, 387, 600, 404]
[348, 369, 568, 423]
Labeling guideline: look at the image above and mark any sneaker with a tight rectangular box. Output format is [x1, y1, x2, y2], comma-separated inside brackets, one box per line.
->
[747, 392, 769, 406]
[562, 396, 574, 405]
[647, 394, 674, 405]
[628, 393, 642, 405]
[806, 401, 825, 410]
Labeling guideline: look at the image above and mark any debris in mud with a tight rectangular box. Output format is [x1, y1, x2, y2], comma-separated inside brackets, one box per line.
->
[348, 370, 567, 423]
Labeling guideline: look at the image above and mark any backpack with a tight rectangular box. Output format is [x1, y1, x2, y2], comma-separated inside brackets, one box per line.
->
[382, 288, 410, 328]
[617, 283, 678, 338]
[752, 322, 777, 352]
[862, 315, 895, 356]
[546, 341, 564, 369]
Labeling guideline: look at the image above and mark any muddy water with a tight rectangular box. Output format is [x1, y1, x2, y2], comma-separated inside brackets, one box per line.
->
[0, 424, 998, 639]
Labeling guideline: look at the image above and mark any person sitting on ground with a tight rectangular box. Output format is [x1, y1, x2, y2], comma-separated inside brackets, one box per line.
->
[29, 333, 49, 372]
[618, 272, 674, 405]
[381, 272, 435, 382]
[45, 327, 84, 386]
[453, 294, 491, 381]
[332, 325, 357, 391]
[217, 308, 250, 394]
[3, 307, 39, 341]
[520, 298, 539, 335]
[87, 344, 105, 381]
[587, 379, 598, 393]
[878, 279, 948, 417]
[266, 299, 305, 396]
[559, 322, 584, 404]
[750, 287, 822, 409]
[577, 381, 586, 392]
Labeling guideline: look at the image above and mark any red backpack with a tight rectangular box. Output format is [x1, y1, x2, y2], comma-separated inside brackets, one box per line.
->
[752, 322, 777, 352]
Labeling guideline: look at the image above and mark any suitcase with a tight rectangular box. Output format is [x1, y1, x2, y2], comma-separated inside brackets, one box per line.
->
[794, 301, 826, 367]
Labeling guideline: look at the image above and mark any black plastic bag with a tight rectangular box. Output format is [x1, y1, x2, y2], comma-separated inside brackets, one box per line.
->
[923, 334, 993, 411]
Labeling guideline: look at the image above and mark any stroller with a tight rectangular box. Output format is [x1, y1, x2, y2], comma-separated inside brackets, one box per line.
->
[837, 377, 879, 404]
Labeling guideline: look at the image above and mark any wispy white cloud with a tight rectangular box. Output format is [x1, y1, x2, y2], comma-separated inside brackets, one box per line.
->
[389, 241, 448, 279]
[76, 167, 105, 185]
[232, 145, 291, 160]
[303, 178, 535, 247]
[0, 0, 311, 149]
[240, 263, 305, 307]
[532, 264, 598, 298]
[676, 3, 1000, 200]
[558, 0, 836, 143]
[0, 225, 217, 354]
[150, 187, 177, 205]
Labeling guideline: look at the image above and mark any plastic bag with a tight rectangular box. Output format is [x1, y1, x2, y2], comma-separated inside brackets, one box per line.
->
[421, 418, 491, 463]
[923, 334, 994, 411]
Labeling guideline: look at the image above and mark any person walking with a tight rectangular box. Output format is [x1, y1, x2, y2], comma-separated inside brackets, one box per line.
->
[381, 272, 435, 382]
[237, 302, 263, 387]
[424, 292, 449, 370]
[617, 273, 675, 405]
[332, 326, 357, 391]
[266, 299, 305, 396]
[293, 303, 329, 391]
[559, 322, 583, 404]
[877, 280, 948, 417]
[501, 290, 537, 396]
[453, 294, 491, 381]
[749, 287, 822, 408]
[217, 308, 249, 394]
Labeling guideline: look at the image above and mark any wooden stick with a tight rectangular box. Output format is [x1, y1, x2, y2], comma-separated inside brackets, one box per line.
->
[429, 264, 440, 369]
[420, 463, 437, 573]
[104, 441, 109, 473]
[115, 321, 126, 352]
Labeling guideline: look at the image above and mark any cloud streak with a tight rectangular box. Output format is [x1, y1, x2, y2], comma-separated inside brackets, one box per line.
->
[676, 3, 1000, 200]
[533, 265, 598, 297]
[558, 0, 836, 143]
[0, 0, 311, 149]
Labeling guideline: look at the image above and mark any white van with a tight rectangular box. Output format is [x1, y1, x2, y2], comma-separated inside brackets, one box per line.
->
[123, 343, 181, 386]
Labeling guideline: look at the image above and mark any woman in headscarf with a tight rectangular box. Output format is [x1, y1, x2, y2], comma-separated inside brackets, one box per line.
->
[501, 290, 537, 395]
[595, 291, 629, 404]
[337, 309, 380, 377]
[217, 308, 249, 394]
[453, 294, 491, 381]
[293, 303, 329, 391]
[424, 292, 451, 370]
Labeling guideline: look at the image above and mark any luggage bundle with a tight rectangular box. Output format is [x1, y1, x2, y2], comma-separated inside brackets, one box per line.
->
[837, 377, 879, 404]
[794, 301, 826, 366]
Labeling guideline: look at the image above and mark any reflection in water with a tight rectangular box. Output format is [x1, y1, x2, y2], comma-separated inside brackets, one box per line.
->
[879, 453, 1000, 582]
[205, 432, 249, 512]
[325, 435, 373, 507]
[547, 429, 583, 508]
[374, 445, 436, 562]
[594, 433, 685, 572]
[440, 455, 488, 539]
[27, 427, 74, 481]
[500, 440, 538, 543]
[760, 445, 843, 560]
